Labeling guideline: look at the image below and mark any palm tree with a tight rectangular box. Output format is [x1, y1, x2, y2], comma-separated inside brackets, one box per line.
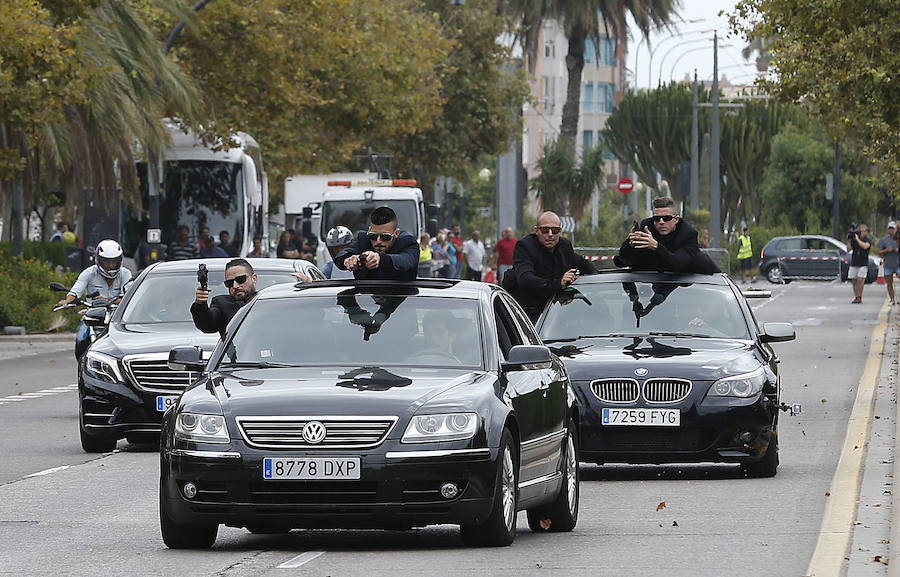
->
[507, 0, 680, 150]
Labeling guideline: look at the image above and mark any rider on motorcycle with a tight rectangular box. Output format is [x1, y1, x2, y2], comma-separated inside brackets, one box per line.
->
[56, 240, 133, 354]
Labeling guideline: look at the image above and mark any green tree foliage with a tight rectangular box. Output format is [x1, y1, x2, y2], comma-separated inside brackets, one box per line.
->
[731, 0, 899, 190]
[530, 138, 605, 220]
[388, 0, 529, 188]
[759, 121, 877, 232]
[166, 0, 451, 200]
[604, 82, 701, 200]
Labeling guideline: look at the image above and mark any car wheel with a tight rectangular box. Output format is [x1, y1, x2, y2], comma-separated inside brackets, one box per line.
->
[79, 410, 117, 453]
[160, 497, 218, 549]
[460, 429, 518, 547]
[526, 420, 579, 533]
[764, 265, 783, 284]
[742, 432, 779, 478]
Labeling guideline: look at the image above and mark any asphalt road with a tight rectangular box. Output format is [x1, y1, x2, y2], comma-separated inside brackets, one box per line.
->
[0, 280, 890, 576]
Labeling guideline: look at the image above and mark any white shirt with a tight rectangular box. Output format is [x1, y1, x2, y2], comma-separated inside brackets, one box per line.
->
[462, 239, 486, 272]
[68, 266, 133, 304]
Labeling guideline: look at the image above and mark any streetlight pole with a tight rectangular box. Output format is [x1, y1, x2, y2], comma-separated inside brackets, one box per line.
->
[658, 37, 714, 85]
[690, 70, 699, 214]
[645, 22, 710, 87]
[668, 43, 731, 83]
[709, 31, 721, 248]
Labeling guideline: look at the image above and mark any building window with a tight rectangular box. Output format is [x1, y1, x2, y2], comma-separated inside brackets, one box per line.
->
[582, 130, 594, 154]
[598, 82, 615, 113]
[583, 82, 594, 113]
[599, 36, 616, 66]
[584, 38, 595, 64]
[544, 40, 555, 58]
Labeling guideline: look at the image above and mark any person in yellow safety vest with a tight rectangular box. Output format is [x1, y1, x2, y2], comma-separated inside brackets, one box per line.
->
[737, 226, 755, 284]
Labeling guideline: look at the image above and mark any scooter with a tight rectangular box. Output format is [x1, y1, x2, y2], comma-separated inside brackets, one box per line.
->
[50, 282, 116, 360]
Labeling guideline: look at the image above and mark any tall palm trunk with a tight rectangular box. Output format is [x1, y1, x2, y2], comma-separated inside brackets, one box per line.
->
[560, 24, 587, 152]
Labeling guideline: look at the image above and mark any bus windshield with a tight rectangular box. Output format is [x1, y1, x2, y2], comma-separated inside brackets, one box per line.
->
[321, 199, 418, 238]
[126, 160, 245, 255]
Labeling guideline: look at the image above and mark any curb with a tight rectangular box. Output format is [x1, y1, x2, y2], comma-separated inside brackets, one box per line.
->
[0, 332, 74, 343]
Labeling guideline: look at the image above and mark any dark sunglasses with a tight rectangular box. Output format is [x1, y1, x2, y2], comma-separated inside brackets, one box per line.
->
[652, 214, 678, 223]
[537, 226, 561, 235]
[366, 231, 395, 242]
[224, 274, 249, 288]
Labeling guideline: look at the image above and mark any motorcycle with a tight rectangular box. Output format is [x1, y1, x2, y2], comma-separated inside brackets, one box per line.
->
[50, 282, 118, 360]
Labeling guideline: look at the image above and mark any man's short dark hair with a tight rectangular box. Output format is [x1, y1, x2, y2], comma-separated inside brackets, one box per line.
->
[370, 206, 398, 226]
[652, 197, 676, 211]
[226, 258, 254, 273]
[220, 230, 229, 237]
[177, 224, 189, 233]
[253, 236, 262, 242]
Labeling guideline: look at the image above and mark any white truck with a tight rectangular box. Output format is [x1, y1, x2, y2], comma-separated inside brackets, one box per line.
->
[284, 175, 430, 266]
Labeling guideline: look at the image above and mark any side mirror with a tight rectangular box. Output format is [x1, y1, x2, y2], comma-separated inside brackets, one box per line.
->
[741, 289, 771, 299]
[49, 282, 69, 292]
[760, 322, 795, 343]
[501, 345, 553, 372]
[82, 307, 109, 327]
[168, 346, 205, 372]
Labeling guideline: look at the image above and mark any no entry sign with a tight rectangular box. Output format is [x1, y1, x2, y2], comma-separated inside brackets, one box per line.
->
[617, 177, 634, 194]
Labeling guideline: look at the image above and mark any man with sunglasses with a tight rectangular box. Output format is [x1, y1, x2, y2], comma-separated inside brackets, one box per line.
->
[504, 211, 595, 323]
[333, 205, 419, 280]
[191, 258, 259, 339]
[616, 197, 719, 274]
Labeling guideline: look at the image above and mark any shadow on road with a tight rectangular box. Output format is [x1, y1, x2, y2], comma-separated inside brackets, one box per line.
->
[579, 462, 747, 482]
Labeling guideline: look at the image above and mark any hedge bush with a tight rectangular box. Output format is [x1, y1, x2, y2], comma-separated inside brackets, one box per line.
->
[0, 241, 71, 268]
[0, 248, 79, 332]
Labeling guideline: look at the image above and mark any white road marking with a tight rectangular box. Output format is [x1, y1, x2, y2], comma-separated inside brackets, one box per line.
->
[277, 551, 325, 569]
[0, 384, 77, 408]
[26, 466, 69, 478]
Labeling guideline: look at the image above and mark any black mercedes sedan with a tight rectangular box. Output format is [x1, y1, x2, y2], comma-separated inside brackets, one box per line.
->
[536, 271, 796, 477]
[78, 258, 324, 453]
[159, 279, 579, 548]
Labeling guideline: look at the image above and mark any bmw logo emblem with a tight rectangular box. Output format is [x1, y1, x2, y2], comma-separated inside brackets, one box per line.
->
[634, 368, 649, 377]
[302, 421, 327, 444]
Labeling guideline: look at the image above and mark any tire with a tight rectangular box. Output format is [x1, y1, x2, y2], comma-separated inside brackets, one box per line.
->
[79, 410, 117, 453]
[742, 432, 778, 478]
[160, 497, 218, 549]
[460, 429, 518, 547]
[527, 421, 579, 533]
[764, 265, 783, 284]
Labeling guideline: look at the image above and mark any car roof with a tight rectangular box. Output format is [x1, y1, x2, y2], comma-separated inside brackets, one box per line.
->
[570, 270, 733, 285]
[256, 278, 489, 300]
[768, 234, 842, 243]
[142, 258, 316, 274]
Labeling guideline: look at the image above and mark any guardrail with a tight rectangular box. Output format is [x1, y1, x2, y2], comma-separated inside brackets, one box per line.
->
[777, 250, 841, 281]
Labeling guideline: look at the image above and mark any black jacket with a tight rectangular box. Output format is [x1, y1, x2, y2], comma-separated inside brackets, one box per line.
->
[505, 234, 595, 321]
[334, 231, 420, 281]
[190, 293, 255, 339]
[616, 218, 720, 274]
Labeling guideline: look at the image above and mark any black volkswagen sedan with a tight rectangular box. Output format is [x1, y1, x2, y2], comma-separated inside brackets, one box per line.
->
[536, 271, 795, 477]
[79, 258, 323, 452]
[159, 279, 579, 548]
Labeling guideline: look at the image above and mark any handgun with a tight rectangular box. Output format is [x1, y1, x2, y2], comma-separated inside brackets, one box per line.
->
[632, 220, 640, 233]
[357, 252, 368, 267]
[197, 263, 208, 291]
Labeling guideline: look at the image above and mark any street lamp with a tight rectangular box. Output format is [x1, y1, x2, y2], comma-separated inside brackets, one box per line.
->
[658, 37, 718, 85]
[646, 23, 710, 87]
[669, 43, 732, 82]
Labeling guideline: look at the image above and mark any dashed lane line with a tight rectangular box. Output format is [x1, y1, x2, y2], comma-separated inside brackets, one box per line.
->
[277, 551, 326, 569]
[0, 383, 77, 406]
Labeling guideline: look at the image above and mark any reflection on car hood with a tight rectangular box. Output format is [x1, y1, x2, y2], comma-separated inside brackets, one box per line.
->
[201, 367, 485, 417]
[549, 336, 762, 382]
[91, 322, 220, 358]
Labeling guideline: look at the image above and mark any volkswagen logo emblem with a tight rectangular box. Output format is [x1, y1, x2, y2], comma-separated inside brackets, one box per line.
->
[302, 421, 327, 444]
[634, 368, 649, 377]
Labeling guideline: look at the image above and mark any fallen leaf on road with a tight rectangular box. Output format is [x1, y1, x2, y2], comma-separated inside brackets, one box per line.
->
[656, 501, 666, 511]
[672, 521, 679, 527]
[825, 492, 831, 497]
[873, 556, 888, 565]
[879, 539, 890, 544]
[821, 399, 828, 403]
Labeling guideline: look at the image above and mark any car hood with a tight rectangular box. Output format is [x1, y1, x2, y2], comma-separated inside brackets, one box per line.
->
[193, 366, 487, 417]
[548, 336, 763, 382]
[92, 322, 220, 358]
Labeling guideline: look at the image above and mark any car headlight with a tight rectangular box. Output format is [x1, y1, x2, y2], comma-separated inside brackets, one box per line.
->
[84, 350, 123, 383]
[174, 412, 229, 444]
[401, 413, 477, 443]
[707, 367, 767, 398]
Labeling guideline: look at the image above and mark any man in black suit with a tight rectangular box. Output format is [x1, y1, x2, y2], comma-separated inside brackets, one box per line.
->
[333, 206, 419, 281]
[191, 258, 258, 339]
[504, 211, 595, 323]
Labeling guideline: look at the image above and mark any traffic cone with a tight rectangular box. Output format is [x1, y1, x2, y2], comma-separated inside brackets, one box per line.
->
[877, 261, 885, 284]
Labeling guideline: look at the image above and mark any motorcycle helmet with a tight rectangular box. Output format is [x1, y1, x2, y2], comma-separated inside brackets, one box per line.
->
[326, 226, 353, 248]
[95, 239, 123, 279]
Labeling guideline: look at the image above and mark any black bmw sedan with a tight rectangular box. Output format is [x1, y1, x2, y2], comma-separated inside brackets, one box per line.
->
[79, 258, 323, 452]
[159, 279, 579, 548]
[536, 271, 795, 477]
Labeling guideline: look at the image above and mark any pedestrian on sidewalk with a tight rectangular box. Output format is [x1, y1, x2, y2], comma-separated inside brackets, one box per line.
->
[877, 221, 899, 305]
[848, 224, 872, 304]
[461, 230, 486, 281]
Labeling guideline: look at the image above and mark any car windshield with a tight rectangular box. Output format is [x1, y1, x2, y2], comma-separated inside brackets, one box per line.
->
[540, 281, 751, 341]
[121, 269, 300, 324]
[222, 295, 483, 369]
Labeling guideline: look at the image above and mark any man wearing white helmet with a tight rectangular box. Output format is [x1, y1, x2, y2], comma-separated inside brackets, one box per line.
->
[322, 226, 354, 279]
[57, 239, 133, 308]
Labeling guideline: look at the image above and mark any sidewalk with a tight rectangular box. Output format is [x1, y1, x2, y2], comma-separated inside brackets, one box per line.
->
[0, 332, 73, 362]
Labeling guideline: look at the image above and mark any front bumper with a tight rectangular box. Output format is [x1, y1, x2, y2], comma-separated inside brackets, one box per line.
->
[575, 384, 777, 464]
[160, 442, 499, 529]
[79, 369, 178, 440]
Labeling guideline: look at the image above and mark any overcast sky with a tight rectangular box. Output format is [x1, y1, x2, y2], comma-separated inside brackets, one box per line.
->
[627, 0, 758, 88]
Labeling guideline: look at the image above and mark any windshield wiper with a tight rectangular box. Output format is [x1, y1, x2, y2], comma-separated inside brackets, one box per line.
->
[647, 331, 712, 338]
[545, 334, 634, 343]
[219, 361, 299, 368]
